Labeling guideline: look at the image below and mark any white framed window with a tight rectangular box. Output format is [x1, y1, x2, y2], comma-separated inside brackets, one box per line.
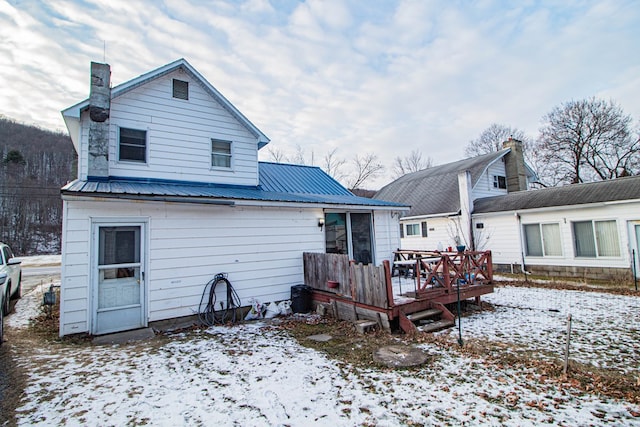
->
[493, 175, 507, 189]
[573, 220, 620, 258]
[523, 223, 562, 257]
[119, 128, 147, 163]
[406, 223, 420, 236]
[172, 79, 189, 100]
[211, 139, 232, 169]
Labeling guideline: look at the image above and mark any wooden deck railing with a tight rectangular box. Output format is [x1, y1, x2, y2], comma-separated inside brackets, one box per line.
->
[393, 249, 493, 297]
[303, 252, 391, 308]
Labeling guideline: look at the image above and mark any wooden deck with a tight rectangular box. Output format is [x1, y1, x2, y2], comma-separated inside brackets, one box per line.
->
[303, 251, 494, 334]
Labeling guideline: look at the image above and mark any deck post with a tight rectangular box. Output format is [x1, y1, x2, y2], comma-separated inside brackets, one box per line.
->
[383, 260, 394, 308]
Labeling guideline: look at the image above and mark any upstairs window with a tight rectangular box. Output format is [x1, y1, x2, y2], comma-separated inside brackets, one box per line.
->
[119, 128, 146, 163]
[173, 79, 189, 100]
[211, 139, 232, 168]
[573, 220, 620, 258]
[493, 175, 507, 189]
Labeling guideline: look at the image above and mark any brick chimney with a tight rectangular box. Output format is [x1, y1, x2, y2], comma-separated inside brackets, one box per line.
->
[87, 62, 111, 179]
[502, 138, 527, 192]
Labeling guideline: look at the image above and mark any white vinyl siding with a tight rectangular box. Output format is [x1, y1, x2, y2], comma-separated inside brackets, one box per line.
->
[472, 160, 509, 199]
[104, 69, 259, 185]
[60, 198, 400, 336]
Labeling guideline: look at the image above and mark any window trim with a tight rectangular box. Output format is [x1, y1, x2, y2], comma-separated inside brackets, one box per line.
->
[118, 127, 147, 164]
[211, 138, 233, 170]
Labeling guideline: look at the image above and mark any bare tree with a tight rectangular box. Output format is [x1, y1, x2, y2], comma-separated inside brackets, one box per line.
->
[265, 146, 289, 163]
[391, 149, 433, 178]
[537, 97, 638, 185]
[347, 153, 385, 190]
[322, 148, 347, 182]
[465, 123, 532, 157]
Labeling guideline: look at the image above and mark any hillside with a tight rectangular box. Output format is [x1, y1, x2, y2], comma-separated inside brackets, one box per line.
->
[0, 116, 76, 255]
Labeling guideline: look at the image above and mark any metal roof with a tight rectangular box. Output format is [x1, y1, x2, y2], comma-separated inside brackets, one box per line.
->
[473, 175, 640, 214]
[62, 162, 407, 209]
[374, 150, 511, 217]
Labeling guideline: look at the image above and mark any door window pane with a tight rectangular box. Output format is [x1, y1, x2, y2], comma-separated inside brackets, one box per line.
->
[325, 213, 347, 255]
[351, 213, 372, 265]
[99, 227, 140, 265]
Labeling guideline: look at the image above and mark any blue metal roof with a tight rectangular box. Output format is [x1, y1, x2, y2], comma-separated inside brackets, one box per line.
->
[62, 162, 406, 209]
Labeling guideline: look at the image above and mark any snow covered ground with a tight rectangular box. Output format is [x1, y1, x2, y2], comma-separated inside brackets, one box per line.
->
[6, 282, 640, 426]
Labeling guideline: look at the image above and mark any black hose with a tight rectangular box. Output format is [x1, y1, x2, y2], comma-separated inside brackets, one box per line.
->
[198, 273, 241, 326]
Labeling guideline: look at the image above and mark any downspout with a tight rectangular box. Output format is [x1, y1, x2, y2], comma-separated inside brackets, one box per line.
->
[515, 212, 530, 279]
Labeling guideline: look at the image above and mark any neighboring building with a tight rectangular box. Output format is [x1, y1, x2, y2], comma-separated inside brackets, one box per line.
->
[375, 140, 640, 281]
[473, 176, 640, 280]
[60, 59, 407, 336]
[375, 139, 535, 252]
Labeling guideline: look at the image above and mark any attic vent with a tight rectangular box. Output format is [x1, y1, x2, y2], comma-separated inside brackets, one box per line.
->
[173, 79, 189, 100]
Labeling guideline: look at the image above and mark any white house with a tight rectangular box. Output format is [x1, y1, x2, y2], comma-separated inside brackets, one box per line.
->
[60, 59, 407, 337]
[374, 139, 640, 281]
[473, 176, 640, 280]
[375, 139, 535, 252]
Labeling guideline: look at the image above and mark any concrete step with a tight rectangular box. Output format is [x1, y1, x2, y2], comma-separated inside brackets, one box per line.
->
[406, 308, 443, 322]
[417, 319, 455, 333]
[355, 319, 378, 334]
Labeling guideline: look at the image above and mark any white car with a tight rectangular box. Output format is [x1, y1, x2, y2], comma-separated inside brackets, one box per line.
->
[1, 242, 22, 316]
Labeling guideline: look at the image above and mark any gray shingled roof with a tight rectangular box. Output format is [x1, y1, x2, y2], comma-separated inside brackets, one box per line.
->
[474, 175, 640, 214]
[374, 149, 509, 217]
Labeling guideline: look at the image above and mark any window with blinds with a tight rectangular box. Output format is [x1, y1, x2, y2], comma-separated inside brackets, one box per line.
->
[573, 220, 620, 257]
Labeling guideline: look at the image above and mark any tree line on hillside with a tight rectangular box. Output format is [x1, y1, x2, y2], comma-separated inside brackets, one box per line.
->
[0, 116, 76, 255]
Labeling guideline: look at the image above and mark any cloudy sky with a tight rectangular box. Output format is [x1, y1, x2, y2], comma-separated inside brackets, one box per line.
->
[1, 0, 639, 188]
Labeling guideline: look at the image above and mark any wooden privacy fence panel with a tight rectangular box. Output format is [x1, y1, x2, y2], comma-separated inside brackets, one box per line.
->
[351, 262, 388, 308]
[303, 252, 390, 308]
[303, 252, 350, 293]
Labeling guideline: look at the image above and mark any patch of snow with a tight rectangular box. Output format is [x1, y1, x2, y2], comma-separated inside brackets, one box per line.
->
[7, 282, 640, 425]
[15, 254, 61, 267]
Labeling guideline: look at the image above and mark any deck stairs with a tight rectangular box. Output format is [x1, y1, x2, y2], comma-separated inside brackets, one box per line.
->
[400, 302, 456, 334]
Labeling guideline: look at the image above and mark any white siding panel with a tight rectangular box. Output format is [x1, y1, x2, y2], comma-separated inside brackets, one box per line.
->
[472, 161, 509, 200]
[472, 201, 640, 270]
[373, 211, 401, 265]
[60, 199, 328, 334]
[400, 217, 456, 251]
[74, 69, 260, 185]
[472, 214, 522, 266]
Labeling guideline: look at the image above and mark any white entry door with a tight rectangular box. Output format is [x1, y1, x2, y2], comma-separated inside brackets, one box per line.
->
[93, 224, 146, 335]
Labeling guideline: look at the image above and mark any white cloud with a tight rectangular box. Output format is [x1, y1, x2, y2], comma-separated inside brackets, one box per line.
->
[0, 0, 639, 188]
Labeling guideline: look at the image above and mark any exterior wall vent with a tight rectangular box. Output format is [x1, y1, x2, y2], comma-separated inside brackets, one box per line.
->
[173, 79, 189, 100]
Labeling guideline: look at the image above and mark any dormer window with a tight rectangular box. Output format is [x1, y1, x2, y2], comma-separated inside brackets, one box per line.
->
[172, 79, 189, 100]
[493, 175, 506, 189]
[211, 139, 232, 168]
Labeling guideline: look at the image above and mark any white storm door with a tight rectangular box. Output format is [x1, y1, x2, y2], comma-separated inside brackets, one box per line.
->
[93, 224, 146, 335]
[635, 225, 640, 278]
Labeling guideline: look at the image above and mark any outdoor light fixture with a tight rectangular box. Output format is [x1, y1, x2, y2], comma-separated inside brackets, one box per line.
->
[318, 218, 325, 230]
